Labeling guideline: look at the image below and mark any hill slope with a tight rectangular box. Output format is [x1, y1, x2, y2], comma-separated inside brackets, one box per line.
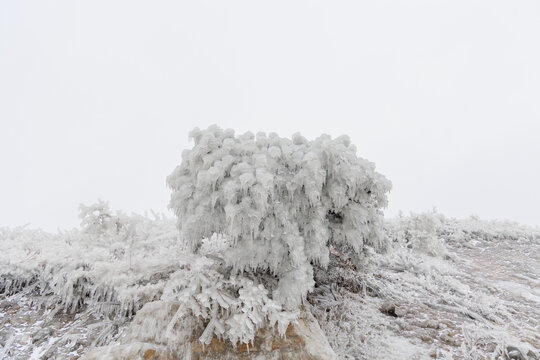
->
[1, 213, 539, 359]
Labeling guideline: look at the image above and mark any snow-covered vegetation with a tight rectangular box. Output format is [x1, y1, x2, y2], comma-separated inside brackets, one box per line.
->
[312, 212, 540, 359]
[1, 128, 539, 359]
[1, 208, 539, 358]
[167, 126, 391, 312]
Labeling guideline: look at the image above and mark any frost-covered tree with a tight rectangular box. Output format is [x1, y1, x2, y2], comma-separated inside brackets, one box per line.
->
[79, 200, 137, 263]
[79, 200, 124, 236]
[167, 126, 391, 310]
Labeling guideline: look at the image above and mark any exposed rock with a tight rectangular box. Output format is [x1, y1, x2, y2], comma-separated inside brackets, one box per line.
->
[417, 319, 439, 329]
[83, 301, 337, 360]
[143, 348, 157, 359]
[83, 342, 175, 360]
[379, 301, 397, 317]
[505, 346, 525, 360]
[394, 306, 408, 317]
[32, 328, 54, 345]
[190, 311, 336, 359]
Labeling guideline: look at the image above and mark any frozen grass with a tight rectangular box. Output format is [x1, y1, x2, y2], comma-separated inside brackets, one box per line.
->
[311, 212, 540, 359]
[0, 212, 180, 317]
[1, 211, 539, 359]
[0, 208, 298, 358]
[0, 211, 182, 358]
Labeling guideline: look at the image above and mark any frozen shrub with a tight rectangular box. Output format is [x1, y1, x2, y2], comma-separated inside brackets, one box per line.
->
[167, 125, 391, 310]
[161, 254, 297, 347]
[386, 211, 446, 256]
[79, 200, 125, 236]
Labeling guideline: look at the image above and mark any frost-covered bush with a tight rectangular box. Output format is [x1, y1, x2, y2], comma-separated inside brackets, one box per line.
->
[386, 211, 447, 256]
[167, 126, 391, 310]
[441, 215, 540, 245]
[79, 200, 126, 236]
[161, 254, 297, 347]
[386, 211, 540, 255]
[0, 206, 179, 318]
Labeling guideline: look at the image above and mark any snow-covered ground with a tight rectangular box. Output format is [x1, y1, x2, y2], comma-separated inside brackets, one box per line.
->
[1, 213, 539, 359]
[312, 214, 540, 359]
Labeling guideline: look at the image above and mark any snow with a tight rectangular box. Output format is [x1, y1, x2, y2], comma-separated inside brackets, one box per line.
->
[1, 128, 539, 358]
[310, 212, 540, 359]
[0, 208, 181, 358]
[167, 126, 391, 310]
[1, 210, 539, 358]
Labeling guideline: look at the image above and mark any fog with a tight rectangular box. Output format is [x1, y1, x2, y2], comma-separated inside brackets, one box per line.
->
[1, 0, 539, 231]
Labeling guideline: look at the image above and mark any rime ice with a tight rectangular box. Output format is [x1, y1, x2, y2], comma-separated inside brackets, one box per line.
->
[167, 125, 392, 310]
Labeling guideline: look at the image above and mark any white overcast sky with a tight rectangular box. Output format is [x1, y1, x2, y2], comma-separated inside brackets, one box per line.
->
[1, 1, 539, 231]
